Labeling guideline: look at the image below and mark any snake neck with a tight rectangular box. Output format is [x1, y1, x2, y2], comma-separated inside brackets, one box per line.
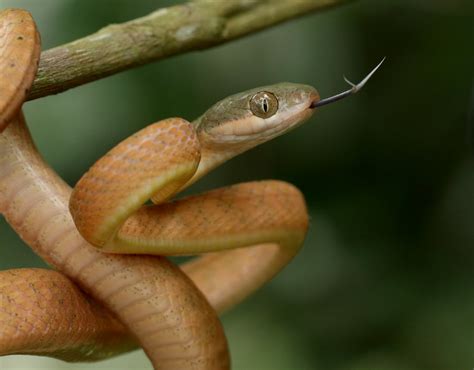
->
[186, 138, 254, 188]
[187, 118, 258, 188]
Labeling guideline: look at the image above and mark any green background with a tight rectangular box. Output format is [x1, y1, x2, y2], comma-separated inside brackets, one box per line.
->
[1, 1, 474, 369]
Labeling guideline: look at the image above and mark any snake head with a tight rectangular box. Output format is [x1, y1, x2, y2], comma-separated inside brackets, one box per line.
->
[195, 82, 319, 149]
[195, 59, 385, 153]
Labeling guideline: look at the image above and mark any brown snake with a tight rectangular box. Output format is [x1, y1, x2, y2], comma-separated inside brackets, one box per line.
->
[0, 8, 383, 369]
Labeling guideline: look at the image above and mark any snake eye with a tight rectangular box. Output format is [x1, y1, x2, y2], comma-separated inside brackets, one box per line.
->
[250, 91, 278, 118]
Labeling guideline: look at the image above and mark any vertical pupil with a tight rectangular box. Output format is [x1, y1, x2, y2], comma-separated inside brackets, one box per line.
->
[263, 98, 268, 112]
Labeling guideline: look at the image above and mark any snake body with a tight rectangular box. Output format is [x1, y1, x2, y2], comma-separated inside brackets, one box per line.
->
[0, 9, 313, 369]
[0, 9, 39, 130]
[0, 7, 382, 369]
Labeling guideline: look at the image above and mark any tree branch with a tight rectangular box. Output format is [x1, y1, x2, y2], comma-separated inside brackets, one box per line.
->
[28, 0, 352, 101]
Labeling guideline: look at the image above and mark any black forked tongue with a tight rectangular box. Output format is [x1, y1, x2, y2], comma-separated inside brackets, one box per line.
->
[311, 57, 385, 108]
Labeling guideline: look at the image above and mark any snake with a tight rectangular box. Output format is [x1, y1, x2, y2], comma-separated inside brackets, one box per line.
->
[0, 8, 383, 370]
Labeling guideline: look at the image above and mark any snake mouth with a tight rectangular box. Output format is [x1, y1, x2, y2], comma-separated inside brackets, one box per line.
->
[308, 91, 321, 110]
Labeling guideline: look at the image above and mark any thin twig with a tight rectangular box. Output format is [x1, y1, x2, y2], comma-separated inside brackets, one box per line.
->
[28, 0, 352, 101]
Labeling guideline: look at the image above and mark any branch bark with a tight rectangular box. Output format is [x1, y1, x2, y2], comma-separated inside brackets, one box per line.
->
[28, 0, 352, 101]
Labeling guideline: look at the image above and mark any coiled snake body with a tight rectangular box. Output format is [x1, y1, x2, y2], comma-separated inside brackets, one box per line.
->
[0, 9, 381, 369]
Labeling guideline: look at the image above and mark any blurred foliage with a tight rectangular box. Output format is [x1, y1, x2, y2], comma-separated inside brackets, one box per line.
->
[1, 0, 474, 369]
